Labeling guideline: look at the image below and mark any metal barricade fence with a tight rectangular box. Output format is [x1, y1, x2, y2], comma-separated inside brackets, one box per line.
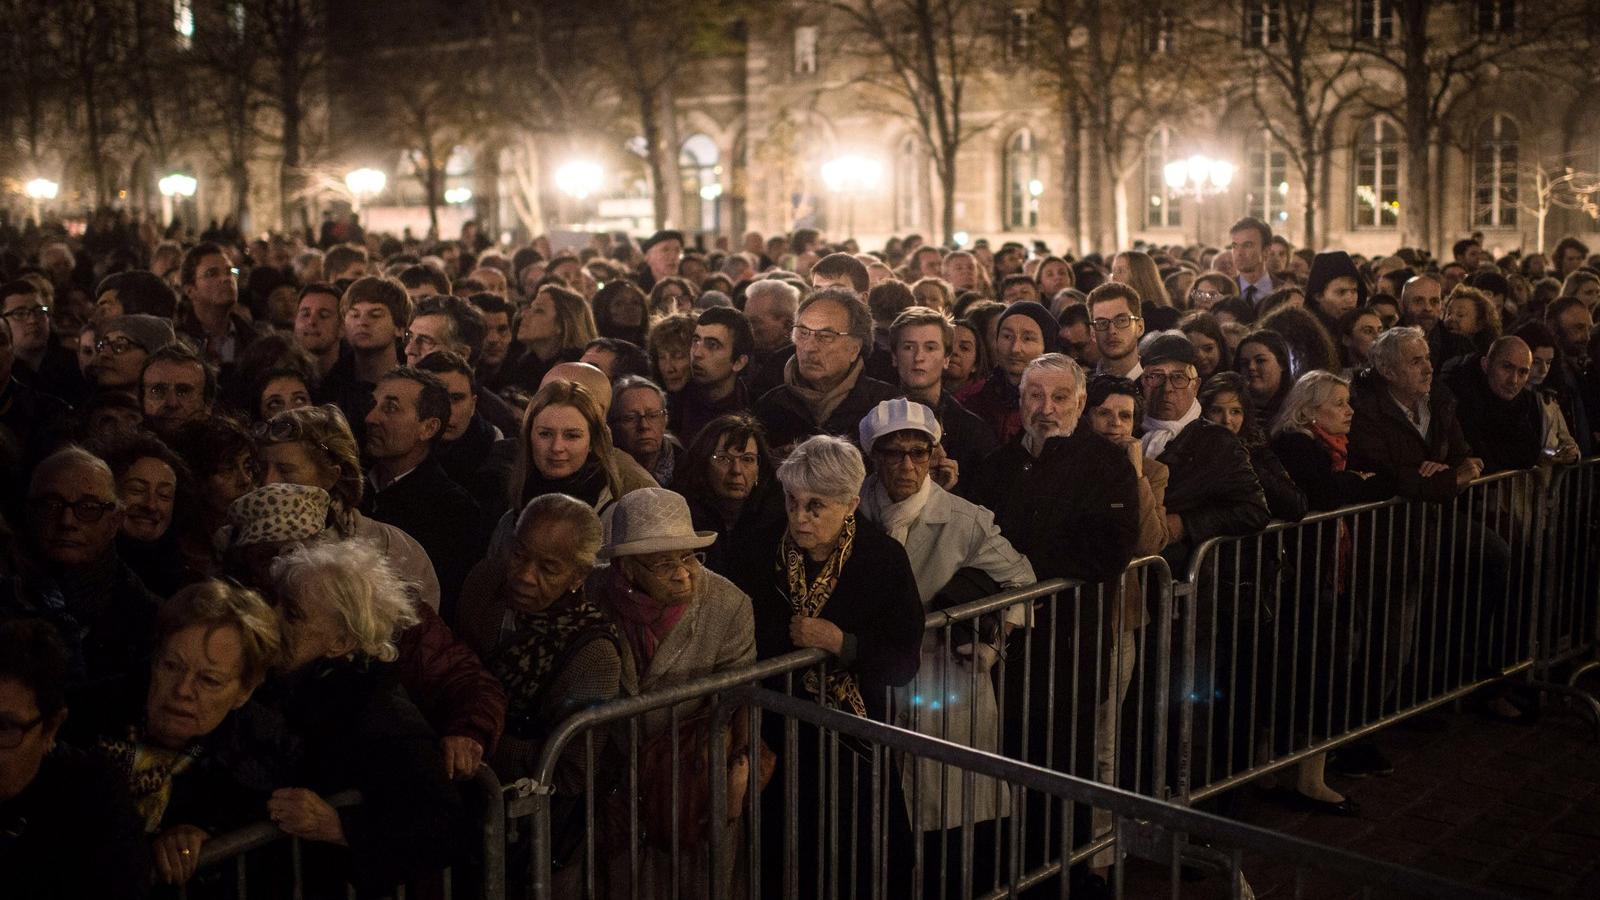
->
[703, 684, 1513, 900]
[1178, 468, 1554, 803]
[1538, 456, 1600, 677]
[178, 767, 505, 900]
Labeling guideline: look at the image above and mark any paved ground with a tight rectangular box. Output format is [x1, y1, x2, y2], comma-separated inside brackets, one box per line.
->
[1126, 693, 1600, 898]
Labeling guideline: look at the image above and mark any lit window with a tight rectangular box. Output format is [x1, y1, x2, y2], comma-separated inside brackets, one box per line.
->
[1144, 128, 1181, 229]
[1245, 130, 1288, 224]
[794, 26, 818, 76]
[173, 0, 194, 49]
[1472, 114, 1519, 228]
[1003, 129, 1039, 231]
[1353, 117, 1401, 228]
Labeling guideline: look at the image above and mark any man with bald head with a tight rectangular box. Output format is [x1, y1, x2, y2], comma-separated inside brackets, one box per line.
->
[1445, 335, 1543, 474]
[540, 361, 613, 416]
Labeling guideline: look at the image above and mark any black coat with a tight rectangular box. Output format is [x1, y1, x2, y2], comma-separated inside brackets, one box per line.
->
[1443, 354, 1543, 474]
[968, 427, 1140, 584]
[261, 659, 470, 892]
[0, 746, 149, 899]
[1347, 367, 1472, 503]
[752, 370, 899, 451]
[1248, 440, 1309, 522]
[1156, 419, 1270, 560]
[1271, 431, 1398, 513]
[927, 391, 998, 498]
[727, 516, 923, 721]
[363, 456, 483, 622]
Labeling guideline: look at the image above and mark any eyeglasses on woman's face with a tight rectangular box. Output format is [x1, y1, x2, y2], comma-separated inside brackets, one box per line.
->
[635, 550, 706, 577]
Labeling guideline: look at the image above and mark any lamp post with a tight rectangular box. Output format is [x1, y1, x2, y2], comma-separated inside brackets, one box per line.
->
[344, 167, 387, 214]
[1164, 154, 1235, 244]
[821, 154, 883, 240]
[554, 160, 603, 228]
[158, 173, 198, 228]
[24, 178, 59, 224]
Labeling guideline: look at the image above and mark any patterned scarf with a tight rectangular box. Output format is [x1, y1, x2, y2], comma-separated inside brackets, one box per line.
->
[605, 565, 688, 672]
[780, 514, 866, 717]
[487, 591, 621, 732]
[97, 728, 204, 833]
[1310, 423, 1354, 595]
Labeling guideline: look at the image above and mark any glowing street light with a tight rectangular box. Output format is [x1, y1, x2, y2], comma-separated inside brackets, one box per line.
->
[555, 161, 604, 200]
[158, 173, 198, 226]
[24, 178, 58, 223]
[444, 187, 473, 205]
[821, 155, 883, 238]
[344, 167, 387, 212]
[1163, 154, 1236, 241]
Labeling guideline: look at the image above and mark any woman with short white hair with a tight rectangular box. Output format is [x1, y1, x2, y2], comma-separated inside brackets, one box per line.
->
[727, 434, 924, 899]
[261, 538, 470, 890]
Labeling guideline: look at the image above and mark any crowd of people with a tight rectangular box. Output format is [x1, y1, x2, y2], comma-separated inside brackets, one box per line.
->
[0, 210, 1597, 898]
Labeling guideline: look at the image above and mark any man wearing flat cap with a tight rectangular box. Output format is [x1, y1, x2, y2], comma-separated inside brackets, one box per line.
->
[955, 301, 1058, 444]
[1136, 333, 1267, 569]
[634, 230, 685, 292]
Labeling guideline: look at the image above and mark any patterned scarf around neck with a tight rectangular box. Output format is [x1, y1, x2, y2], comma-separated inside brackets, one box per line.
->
[784, 354, 864, 426]
[780, 514, 866, 716]
[488, 590, 621, 731]
[605, 565, 688, 673]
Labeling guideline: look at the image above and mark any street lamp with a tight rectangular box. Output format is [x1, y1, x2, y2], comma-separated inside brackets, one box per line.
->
[444, 187, 473, 205]
[554, 161, 603, 200]
[24, 178, 58, 223]
[821, 154, 883, 239]
[344, 167, 387, 213]
[1163, 154, 1236, 242]
[158, 173, 198, 227]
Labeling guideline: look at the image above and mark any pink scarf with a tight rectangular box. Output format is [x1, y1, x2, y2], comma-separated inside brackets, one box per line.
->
[606, 565, 687, 671]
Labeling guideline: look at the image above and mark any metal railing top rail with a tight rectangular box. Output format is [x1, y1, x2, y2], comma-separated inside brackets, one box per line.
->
[194, 789, 361, 866]
[1181, 465, 1549, 585]
[525, 578, 1089, 793]
[723, 685, 1516, 900]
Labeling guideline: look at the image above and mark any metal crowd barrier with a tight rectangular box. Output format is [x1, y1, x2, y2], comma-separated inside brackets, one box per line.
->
[1537, 456, 1600, 692]
[706, 684, 1512, 900]
[179, 766, 505, 900]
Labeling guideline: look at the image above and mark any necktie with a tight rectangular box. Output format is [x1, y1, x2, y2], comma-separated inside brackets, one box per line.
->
[1244, 285, 1257, 307]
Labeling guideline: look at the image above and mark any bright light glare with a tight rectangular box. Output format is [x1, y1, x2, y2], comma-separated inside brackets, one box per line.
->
[444, 187, 473, 205]
[1164, 155, 1234, 194]
[25, 178, 59, 200]
[345, 168, 387, 197]
[953, 231, 970, 248]
[821, 155, 884, 193]
[555, 161, 604, 199]
[159, 174, 197, 198]
[699, 183, 724, 201]
[1027, 178, 1044, 198]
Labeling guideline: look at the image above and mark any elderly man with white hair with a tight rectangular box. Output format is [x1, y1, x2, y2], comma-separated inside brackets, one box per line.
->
[858, 398, 1033, 892]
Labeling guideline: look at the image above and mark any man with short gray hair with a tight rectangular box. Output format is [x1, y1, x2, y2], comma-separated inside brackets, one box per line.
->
[743, 279, 801, 397]
[753, 288, 897, 450]
[1351, 325, 1480, 500]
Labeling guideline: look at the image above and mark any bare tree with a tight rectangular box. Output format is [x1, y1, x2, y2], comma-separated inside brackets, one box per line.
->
[250, 0, 326, 231]
[816, 0, 987, 245]
[0, 0, 62, 181]
[1517, 158, 1600, 252]
[52, 0, 128, 206]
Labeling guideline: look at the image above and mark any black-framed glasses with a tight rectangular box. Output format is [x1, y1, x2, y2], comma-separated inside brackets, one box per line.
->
[403, 331, 439, 351]
[873, 446, 932, 466]
[2, 304, 49, 320]
[94, 336, 140, 356]
[636, 551, 706, 577]
[1091, 314, 1141, 332]
[792, 325, 851, 347]
[710, 451, 759, 468]
[1142, 370, 1195, 390]
[0, 712, 46, 749]
[614, 409, 666, 428]
[28, 495, 120, 522]
[1189, 289, 1221, 305]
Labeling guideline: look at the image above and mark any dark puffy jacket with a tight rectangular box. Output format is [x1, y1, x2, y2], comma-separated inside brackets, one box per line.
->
[395, 601, 507, 755]
[1157, 419, 1271, 551]
[1442, 353, 1543, 474]
[1347, 367, 1472, 503]
[753, 370, 899, 451]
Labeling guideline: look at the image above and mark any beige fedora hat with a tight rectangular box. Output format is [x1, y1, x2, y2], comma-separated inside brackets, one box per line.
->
[600, 488, 717, 559]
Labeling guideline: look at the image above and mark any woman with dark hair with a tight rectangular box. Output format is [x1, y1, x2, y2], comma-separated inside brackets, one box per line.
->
[1179, 311, 1231, 381]
[670, 414, 785, 574]
[1234, 329, 1294, 425]
[1187, 270, 1238, 312]
[1303, 251, 1368, 336]
[943, 317, 990, 397]
[504, 283, 595, 389]
[1199, 373, 1306, 522]
[647, 276, 697, 319]
[646, 313, 696, 400]
[0, 619, 149, 898]
[1515, 321, 1583, 463]
[1439, 284, 1501, 360]
[1335, 307, 1384, 373]
[591, 280, 650, 346]
[252, 366, 316, 423]
[220, 332, 319, 418]
[964, 300, 1008, 374]
[1210, 294, 1257, 327]
[168, 415, 258, 573]
[1260, 305, 1342, 377]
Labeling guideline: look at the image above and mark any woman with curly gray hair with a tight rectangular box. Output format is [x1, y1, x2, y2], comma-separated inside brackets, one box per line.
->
[260, 537, 469, 891]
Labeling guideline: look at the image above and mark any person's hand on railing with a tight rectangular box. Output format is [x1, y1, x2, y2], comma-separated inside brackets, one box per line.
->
[152, 824, 209, 885]
[1453, 457, 1484, 488]
[268, 787, 347, 846]
[1551, 445, 1580, 465]
[442, 735, 485, 780]
[1417, 461, 1450, 478]
[790, 614, 845, 655]
[954, 641, 1000, 670]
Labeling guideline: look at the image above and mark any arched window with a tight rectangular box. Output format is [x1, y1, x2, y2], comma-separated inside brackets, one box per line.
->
[1244, 129, 1288, 226]
[894, 136, 922, 230]
[1353, 116, 1400, 228]
[1472, 114, 1518, 228]
[1143, 127, 1181, 228]
[679, 134, 721, 234]
[1002, 129, 1039, 231]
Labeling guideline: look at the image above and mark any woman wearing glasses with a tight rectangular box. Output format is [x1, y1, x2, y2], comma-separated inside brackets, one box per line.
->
[670, 414, 784, 575]
[727, 434, 924, 899]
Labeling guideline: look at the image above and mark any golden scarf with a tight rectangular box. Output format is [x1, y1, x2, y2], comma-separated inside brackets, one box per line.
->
[780, 514, 867, 717]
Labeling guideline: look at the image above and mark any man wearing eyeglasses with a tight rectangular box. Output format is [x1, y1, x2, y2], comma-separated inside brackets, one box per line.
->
[1087, 283, 1145, 381]
[753, 288, 898, 451]
[175, 241, 257, 370]
[139, 345, 216, 438]
[1135, 335, 1267, 569]
[2, 447, 161, 705]
[610, 376, 680, 486]
[2, 279, 84, 402]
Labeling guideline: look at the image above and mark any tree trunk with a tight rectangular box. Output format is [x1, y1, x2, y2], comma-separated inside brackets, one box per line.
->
[84, 87, 110, 206]
[1111, 168, 1130, 252]
[639, 87, 669, 231]
[939, 147, 957, 246]
[425, 155, 442, 239]
[1400, 0, 1432, 251]
[280, 77, 305, 231]
[1061, 101, 1081, 253]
